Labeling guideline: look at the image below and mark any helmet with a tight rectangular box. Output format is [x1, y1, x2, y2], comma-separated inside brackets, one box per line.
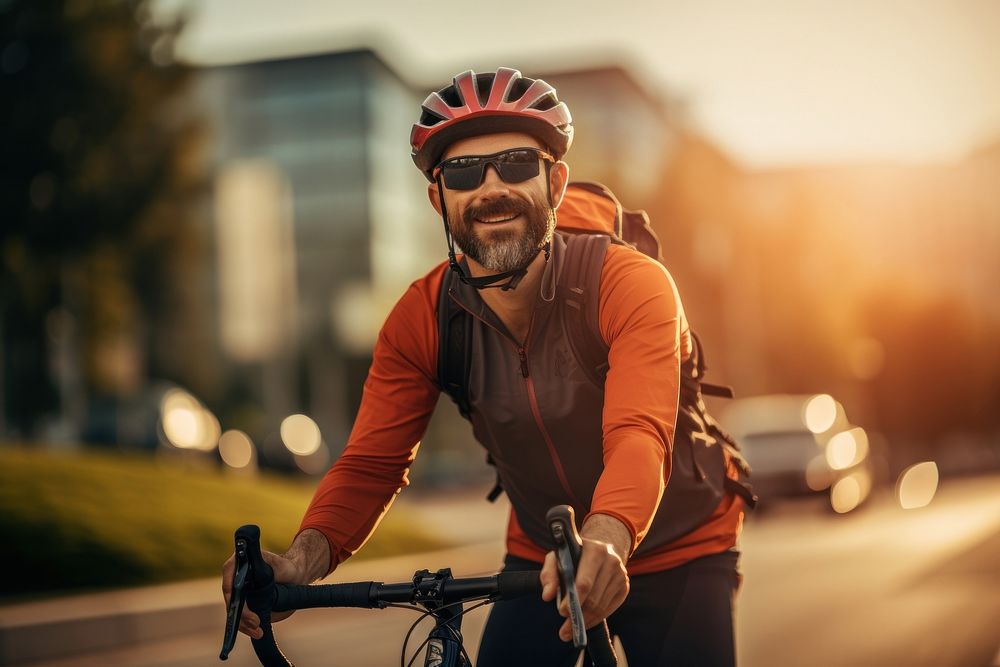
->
[410, 68, 574, 181]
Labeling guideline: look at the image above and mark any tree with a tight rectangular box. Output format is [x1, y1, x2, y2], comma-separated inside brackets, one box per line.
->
[0, 0, 204, 441]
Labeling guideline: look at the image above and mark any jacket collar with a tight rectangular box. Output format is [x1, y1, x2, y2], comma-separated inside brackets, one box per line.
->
[447, 232, 568, 344]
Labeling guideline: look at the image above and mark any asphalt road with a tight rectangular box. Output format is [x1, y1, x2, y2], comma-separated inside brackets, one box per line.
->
[11, 474, 1000, 667]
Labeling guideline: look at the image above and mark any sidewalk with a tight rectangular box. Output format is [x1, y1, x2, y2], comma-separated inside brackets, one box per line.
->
[0, 490, 511, 665]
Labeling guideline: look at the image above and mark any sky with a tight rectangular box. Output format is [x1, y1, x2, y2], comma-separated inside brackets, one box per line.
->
[165, 0, 1000, 168]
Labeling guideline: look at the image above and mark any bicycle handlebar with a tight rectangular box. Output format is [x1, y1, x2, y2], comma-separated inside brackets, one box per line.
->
[221, 506, 617, 666]
[220, 527, 542, 666]
[269, 570, 541, 612]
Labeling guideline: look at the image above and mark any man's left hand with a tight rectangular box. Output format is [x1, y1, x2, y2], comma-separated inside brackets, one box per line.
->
[540, 513, 632, 641]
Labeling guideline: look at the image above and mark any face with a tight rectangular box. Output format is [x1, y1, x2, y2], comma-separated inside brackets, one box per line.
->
[428, 132, 568, 273]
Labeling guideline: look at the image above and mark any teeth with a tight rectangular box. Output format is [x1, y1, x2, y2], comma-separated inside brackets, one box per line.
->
[478, 213, 518, 223]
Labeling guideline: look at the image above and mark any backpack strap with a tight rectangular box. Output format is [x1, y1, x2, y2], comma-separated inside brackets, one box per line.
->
[681, 332, 756, 506]
[436, 268, 472, 419]
[558, 233, 614, 386]
[436, 269, 505, 501]
[689, 331, 735, 398]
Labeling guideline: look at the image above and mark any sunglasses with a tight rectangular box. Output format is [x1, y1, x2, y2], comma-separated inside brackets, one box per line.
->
[433, 147, 554, 191]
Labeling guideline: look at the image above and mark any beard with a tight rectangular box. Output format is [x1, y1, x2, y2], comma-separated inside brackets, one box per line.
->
[449, 194, 555, 273]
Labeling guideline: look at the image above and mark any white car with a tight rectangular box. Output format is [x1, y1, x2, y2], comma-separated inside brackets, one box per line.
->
[717, 394, 876, 513]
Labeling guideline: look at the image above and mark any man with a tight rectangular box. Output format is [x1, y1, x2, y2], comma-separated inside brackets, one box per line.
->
[224, 68, 746, 666]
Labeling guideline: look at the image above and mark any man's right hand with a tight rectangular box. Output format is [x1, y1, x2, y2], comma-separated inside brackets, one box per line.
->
[221, 528, 331, 640]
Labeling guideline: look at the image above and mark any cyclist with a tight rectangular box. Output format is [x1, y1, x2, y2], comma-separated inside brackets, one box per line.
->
[224, 68, 747, 666]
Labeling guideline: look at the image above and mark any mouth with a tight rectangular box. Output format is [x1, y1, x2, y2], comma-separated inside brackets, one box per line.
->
[465, 197, 530, 228]
[474, 213, 520, 225]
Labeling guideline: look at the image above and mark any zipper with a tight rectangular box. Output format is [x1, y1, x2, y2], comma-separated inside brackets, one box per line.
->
[448, 291, 579, 505]
[525, 372, 580, 506]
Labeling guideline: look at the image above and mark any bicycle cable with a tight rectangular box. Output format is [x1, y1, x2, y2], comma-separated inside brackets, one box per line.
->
[402, 598, 486, 667]
[404, 600, 490, 667]
[401, 597, 491, 667]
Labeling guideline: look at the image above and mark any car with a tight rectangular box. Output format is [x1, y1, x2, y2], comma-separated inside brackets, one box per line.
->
[716, 393, 876, 513]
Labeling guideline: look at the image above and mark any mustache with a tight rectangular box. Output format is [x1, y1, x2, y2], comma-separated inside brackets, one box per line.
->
[463, 197, 531, 225]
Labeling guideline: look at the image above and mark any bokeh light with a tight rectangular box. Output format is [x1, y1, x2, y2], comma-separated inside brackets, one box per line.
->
[219, 429, 255, 469]
[160, 388, 221, 451]
[830, 469, 873, 514]
[826, 431, 858, 470]
[831, 475, 862, 513]
[803, 394, 838, 434]
[825, 428, 870, 470]
[280, 414, 322, 455]
[897, 461, 940, 509]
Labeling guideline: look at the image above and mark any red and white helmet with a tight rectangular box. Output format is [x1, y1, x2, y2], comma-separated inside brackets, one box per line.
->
[410, 68, 574, 181]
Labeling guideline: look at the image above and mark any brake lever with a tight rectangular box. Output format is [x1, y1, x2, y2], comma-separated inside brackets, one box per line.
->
[547, 506, 587, 648]
[220, 537, 251, 660]
[220, 525, 287, 666]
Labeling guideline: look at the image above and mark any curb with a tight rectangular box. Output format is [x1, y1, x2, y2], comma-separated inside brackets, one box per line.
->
[0, 577, 222, 664]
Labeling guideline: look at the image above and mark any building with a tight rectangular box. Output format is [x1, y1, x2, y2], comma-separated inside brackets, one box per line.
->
[197, 49, 436, 465]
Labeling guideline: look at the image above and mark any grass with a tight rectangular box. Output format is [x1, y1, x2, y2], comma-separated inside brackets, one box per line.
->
[0, 445, 446, 599]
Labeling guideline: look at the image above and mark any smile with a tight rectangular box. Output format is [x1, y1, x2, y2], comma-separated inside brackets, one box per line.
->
[475, 213, 519, 224]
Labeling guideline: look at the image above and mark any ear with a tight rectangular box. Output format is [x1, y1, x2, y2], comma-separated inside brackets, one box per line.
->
[548, 160, 570, 209]
[427, 182, 443, 215]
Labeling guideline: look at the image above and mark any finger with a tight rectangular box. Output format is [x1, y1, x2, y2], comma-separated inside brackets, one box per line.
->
[540, 551, 559, 601]
[242, 608, 260, 628]
[596, 573, 629, 615]
[581, 563, 613, 610]
[558, 618, 572, 642]
[222, 553, 235, 597]
[581, 569, 629, 628]
[573, 551, 598, 605]
[575, 569, 595, 603]
[240, 622, 261, 639]
[240, 614, 261, 639]
[583, 595, 612, 630]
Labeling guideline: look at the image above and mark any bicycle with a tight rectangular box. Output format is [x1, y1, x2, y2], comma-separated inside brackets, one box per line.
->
[219, 505, 618, 666]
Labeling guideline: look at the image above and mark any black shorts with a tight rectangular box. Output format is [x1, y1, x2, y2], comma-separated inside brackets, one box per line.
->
[476, 550, 740, 667]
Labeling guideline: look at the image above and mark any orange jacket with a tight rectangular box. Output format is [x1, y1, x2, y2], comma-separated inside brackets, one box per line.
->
[300, 243, 744, 576]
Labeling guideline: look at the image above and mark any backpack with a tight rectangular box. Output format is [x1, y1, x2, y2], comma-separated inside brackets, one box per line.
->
[437, 182, 757, 529]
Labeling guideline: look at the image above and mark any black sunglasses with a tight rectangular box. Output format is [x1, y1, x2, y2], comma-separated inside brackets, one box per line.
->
[433, 147, 554, 191]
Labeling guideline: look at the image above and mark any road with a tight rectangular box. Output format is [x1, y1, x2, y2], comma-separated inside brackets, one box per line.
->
[737, 474, 1000, 667]
[9, 474, 1000, 667]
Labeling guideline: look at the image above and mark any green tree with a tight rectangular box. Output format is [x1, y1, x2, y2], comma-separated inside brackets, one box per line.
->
[1, 0, 204, 441]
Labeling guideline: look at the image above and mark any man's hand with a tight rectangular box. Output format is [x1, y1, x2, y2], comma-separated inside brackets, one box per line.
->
[221, 528, 331, 640]
[539, 514, 632, 642]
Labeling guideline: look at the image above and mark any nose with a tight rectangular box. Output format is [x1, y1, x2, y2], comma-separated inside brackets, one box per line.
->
[477, 163, 510, 197]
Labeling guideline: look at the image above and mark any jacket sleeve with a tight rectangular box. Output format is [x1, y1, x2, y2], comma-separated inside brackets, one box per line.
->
[587, 244, 688, 553]
[298, 266, 445, 574]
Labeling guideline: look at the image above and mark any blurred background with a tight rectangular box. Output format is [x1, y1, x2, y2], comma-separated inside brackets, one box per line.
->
[1, 1, 998, 665]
